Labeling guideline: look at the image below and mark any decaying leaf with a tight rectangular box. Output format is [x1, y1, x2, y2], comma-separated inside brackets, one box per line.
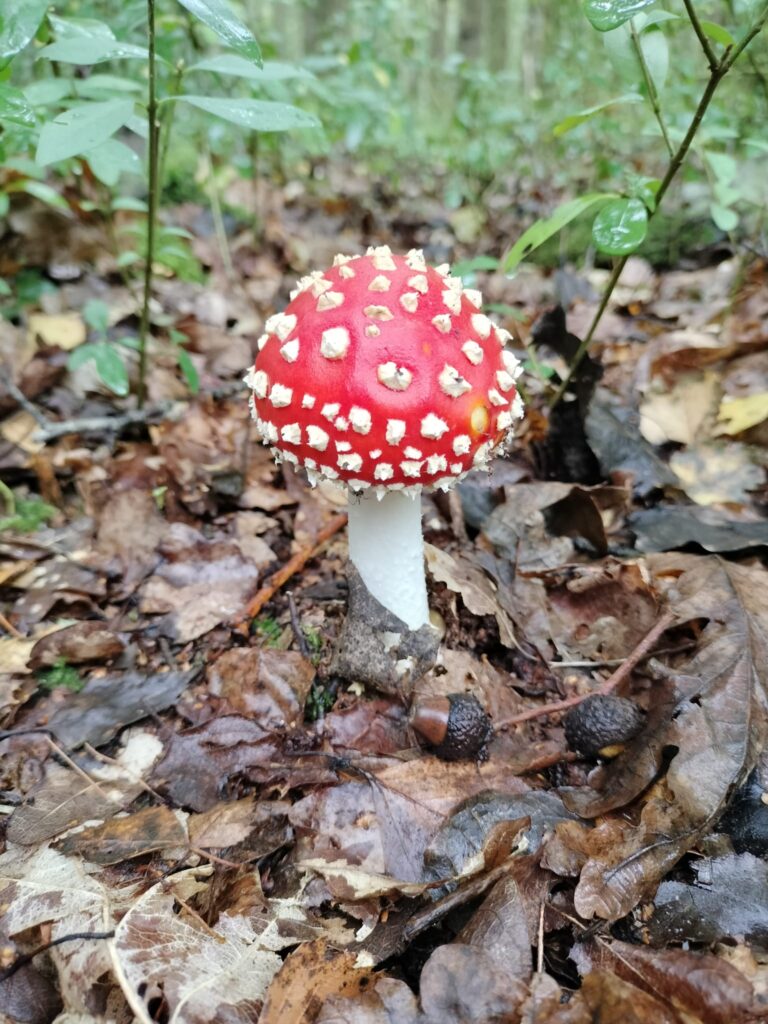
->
[112, 868, 283, 1023]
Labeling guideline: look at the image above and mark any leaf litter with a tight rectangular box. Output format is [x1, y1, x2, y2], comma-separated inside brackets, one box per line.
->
[1, 175, 768, 1023]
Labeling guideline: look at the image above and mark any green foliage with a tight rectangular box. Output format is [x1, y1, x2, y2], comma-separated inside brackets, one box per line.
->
[37, 657, 83, 692]
[0, 489, 57, 533]
[253, 615, 283, 646]
[305, 681, 336, 722]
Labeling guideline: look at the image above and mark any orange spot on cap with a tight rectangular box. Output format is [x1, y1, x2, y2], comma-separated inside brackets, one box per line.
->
[470, 405, 489, 434]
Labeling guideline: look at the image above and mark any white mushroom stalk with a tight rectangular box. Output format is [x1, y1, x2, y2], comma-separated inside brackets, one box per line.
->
[347, 490, 428, 630]
[245, 246, 524, 632]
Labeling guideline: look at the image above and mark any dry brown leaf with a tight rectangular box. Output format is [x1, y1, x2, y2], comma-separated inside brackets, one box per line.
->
[55, 805, 189, 865]
[425, 544, 517, 647]
[639, 371, 719, 445]
[260, 939, 376, 1024]
[670, 442, 763, 506]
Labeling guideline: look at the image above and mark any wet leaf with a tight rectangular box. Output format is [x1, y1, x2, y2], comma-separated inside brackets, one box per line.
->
[27, 621, 125, 668]
[207, 647, 315, 728]
[46, 668, 198, 748]
[592, 198, 648, 256]
[630, 505, 768, 553]
[189, 797, 292, 854]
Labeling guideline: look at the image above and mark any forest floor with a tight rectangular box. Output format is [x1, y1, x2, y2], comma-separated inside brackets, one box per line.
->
[1, 171, 768, 1024]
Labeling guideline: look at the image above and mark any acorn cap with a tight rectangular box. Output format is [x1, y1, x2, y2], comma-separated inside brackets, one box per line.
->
[410, 692, 492, 761]
[244, 246, 524, 499]
[563, 694, 644, 758]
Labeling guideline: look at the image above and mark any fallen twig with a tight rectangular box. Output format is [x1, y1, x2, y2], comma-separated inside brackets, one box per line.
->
[236, 512, 348, 631]
[0, 931, 115, 982]
[496, 608, 676, 729]
[33, 402, 173, 442]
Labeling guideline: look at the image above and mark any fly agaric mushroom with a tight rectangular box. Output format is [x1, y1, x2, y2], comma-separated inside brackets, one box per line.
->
[245, 246, 523, 631]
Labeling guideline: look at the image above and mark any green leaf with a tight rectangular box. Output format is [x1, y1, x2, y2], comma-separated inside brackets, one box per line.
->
[0, 0, 50, 65]
[20, 180, 69, 211]
[67, 342, 98, 371]
[23, 79, 72, 107]
[112, 196, 147, 212]
[0, 277, 12, 296]
[0, 83, 35, 127]
[705, 151, 737, 183]
[76, 74, 144, 98]
[710, 203, 738, 232]
[503, 193, 619, 273]
[86, 137, 142, 186]
[188, 53, 312, 80]
[37, 37, 148, 64]
[46, 14, 115, 40]
[451, 255, 500, 277]
[176, 347, 200, 394]
[627, 174, 661, 212]
[583, 0, 657, 32]
[700, 20, 735, 46]
[591, 197, 648, 255]
[174, 0, 262, 65]
[36, 99, 134, 165]
[82, 298, 110, 333]
[553, 93, 642, 136]
[177, 94, 319, 131]
[639, 28, 669, 91]
[93, 342, 129, 395]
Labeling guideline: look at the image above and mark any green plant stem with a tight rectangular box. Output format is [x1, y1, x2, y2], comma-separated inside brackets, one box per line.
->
[137, 0, 160, 409]
[682, 0, 719, 71]
[629, 20, 673, 157]
[158, 62, 185, 190]
[0, 480, 15, 516]
[549, 4, 768, 410]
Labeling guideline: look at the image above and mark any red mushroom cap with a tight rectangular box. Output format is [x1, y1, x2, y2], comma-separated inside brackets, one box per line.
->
[245, 246, 523, 496]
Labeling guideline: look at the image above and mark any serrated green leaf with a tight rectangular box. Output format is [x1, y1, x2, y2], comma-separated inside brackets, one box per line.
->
[0, 0, 50, 65]
[0, 83, 35, 127]
[583, 0, 657, 32]
[710, 203, 738, 232]
[36, 99, 134, 165]
[553, 92, 642, 136]
[700, 20, 735, 46]
[503, 193, 619, 273]
[177, 94, 319, 131]
[93, 342, 129, 395]
[174, 0, 262, 65]
[592, 197, 648, 255]
[37, 37, 148, 64]
[188, 53, 312, 81]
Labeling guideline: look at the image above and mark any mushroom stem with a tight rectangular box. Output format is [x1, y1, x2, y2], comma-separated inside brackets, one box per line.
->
[347, 491, 429, 630]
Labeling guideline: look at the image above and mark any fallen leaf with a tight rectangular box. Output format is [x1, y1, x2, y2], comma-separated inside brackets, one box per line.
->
[630, 505, 768, 553]
[207, 647, 315, 729]
[573, 938, 759, 1024]
[425, 544, 517, 647]
[189, 797, 292, 854]
[639, 371, 720, 445]
[55, 805, 189, 865]
[717, 391, 768, 435]
[586, 396, 678, 497]
[139, 523, 259, 641]
[0, 846, 121, 1012]
[260, 939, 375, 1024]
[670, 442, 764, 506]
[27, 621, 125, 668]
[112, 867, 283, 1023]
[27, 312, 86, 351]
[47, 668, 198, 748]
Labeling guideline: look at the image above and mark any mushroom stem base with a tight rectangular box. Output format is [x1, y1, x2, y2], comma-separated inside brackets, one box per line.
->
[347, 491, 428, 630]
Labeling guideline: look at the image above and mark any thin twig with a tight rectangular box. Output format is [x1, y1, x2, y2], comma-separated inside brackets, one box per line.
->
[0, 611, 22, 638]
[33, 403, 171, 442]
[2, 370, 50, 429]
[630, 19, 673, 156]
[287, 591, 311, 658]
[495, 609, 676, 730]
[236, 512, 348, 630]
[682, 0, 719, 70]
[0, 931, 115, 982]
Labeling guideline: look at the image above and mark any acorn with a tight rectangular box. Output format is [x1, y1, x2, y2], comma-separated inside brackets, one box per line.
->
[409, 693, 492, 761]
[563, 694, 645, 758]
